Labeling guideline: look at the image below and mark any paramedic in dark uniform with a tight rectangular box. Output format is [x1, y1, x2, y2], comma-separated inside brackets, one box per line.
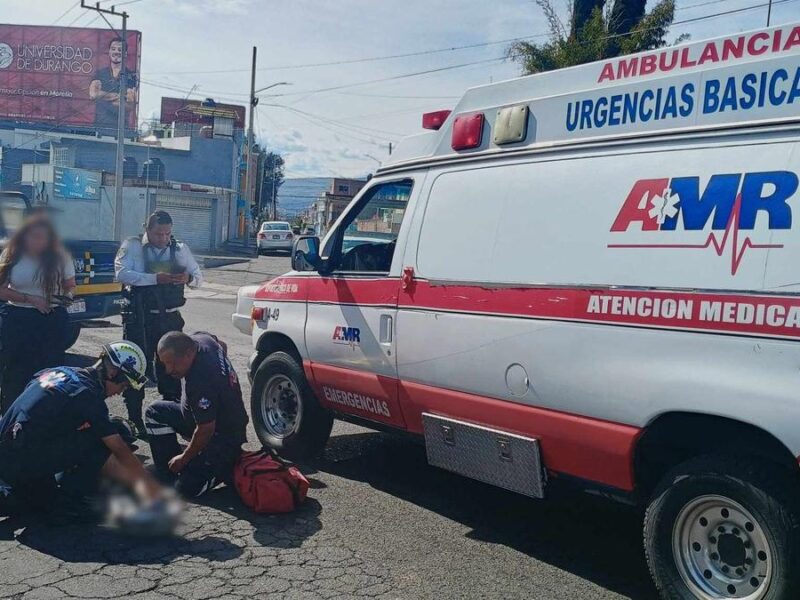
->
[0, 341, 163, 516]
[145, 331, 248, 498]
[115, 210, 203, 436]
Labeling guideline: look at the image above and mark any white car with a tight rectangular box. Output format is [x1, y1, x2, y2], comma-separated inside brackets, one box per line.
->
[236, 23, 800, 599]
[257, 221, 294, 254]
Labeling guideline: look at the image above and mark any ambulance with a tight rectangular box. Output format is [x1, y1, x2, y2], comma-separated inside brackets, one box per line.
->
[235, 23, 800, 599]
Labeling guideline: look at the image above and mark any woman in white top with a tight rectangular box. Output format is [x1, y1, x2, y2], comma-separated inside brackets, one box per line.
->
[0, 214, 76, 412]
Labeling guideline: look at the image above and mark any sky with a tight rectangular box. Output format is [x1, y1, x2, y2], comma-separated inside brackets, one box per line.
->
[2, 0, 799, 178]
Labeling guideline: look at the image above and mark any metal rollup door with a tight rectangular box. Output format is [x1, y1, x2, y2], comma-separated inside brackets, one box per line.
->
[155, 193, 215, 252]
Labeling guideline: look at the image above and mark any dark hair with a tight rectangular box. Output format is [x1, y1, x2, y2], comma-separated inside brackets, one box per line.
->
[109, 37, 124, 49]
[157, 331, 197, 358]
[0, 215, 66, 303]
[146, 210, 172, 230]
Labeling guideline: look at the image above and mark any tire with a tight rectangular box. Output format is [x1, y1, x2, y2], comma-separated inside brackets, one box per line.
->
[644, 454, 800, 600]
[250, 351, 333, 461]
[63, 321, 81, 351]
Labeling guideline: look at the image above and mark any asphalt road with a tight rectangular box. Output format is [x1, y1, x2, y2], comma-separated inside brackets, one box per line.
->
[0, 254, 659, 600]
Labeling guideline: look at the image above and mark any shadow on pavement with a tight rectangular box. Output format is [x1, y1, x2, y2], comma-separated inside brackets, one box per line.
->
[197, 485, 324, 549]
[12, 521, 243, 565]
[310, 431, 658, 600]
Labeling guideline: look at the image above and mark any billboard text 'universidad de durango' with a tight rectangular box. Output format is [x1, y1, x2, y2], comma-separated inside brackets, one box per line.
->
[0, 24, 141, 132]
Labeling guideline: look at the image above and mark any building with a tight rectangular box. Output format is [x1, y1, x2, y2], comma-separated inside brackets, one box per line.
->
[308, 178, 367, 235]
[0, 124, 240, 251]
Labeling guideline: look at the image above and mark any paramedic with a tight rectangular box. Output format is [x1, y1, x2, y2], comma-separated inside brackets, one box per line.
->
[145, 331, 248, 498]
[0, 341, 163, 516]
[115, 210, 203, 436]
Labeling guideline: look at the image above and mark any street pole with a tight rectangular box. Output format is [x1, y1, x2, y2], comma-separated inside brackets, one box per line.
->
[245, 46, 257, 245]
[114, 12, 128, 241]
[81, 1, 129, 241]
[272, 168, 277, 220]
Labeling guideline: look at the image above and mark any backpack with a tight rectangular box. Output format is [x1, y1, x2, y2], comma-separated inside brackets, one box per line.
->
[233, 449, 309, 513]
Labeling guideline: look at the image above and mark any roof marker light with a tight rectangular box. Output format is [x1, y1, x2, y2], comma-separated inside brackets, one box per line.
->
[422, 110, 451, 130]
[451, 112, 484, 151]
[494, 104, 529, 145]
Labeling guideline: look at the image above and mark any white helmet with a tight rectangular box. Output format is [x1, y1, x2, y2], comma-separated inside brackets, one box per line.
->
[102, 341, 148, 390]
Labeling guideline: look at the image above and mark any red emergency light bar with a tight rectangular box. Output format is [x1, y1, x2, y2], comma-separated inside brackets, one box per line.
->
[451, 112, 484, 151]
[422, 110, 451, 130]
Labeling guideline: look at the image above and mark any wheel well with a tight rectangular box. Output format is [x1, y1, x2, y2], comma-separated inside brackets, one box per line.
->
[634, 412, 798, 496]
[254, 332, 303, 373]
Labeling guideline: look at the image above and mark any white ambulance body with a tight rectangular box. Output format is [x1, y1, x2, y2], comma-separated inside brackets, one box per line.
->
[237, 24, 800, 599]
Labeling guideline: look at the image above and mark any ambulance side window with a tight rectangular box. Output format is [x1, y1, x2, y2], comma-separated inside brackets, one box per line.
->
[330, 180, 413, 273]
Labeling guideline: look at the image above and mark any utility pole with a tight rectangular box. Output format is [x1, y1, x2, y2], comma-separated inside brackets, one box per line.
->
[81, 1, 128, 241]
[272, 168, 277, 220]
[245, 46, 257, 245]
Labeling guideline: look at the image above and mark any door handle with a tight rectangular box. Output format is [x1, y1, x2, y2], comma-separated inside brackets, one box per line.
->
[380, 314, 393, 344]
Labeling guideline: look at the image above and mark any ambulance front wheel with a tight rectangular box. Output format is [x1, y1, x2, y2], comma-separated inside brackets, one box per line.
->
[644, 454, 800, 600]
[251, 351, 333, 461]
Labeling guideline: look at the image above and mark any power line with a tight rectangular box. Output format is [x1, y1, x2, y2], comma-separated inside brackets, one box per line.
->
[52, 1, 81, 25]
[269, 56, 506, 98]
[260, 105, 392, 147]
[262, 104, 404, 137]
[145, 0, 738, 76]
[245, 1, 800, 100]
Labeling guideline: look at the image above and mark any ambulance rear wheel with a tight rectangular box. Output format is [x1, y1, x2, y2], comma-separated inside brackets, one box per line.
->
[251, 351, 333, 461]
[644, 455, 800, 600]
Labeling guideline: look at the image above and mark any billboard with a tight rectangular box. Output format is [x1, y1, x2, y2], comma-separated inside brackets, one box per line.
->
[160, 97, 246, 130]
[54, 166, 101, 200]
[0, 24, 141, 132]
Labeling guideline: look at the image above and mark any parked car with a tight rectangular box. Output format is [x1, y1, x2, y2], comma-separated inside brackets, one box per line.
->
[257, 221, 294, 254]
[236, 24, 800, 599]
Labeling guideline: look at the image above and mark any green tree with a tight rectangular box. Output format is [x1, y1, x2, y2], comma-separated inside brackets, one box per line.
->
[508, 0, 684, 75]
[258, 151, 285, 219]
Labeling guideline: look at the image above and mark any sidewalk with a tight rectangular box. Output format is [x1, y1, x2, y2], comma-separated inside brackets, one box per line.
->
[192, 254, 292, 300]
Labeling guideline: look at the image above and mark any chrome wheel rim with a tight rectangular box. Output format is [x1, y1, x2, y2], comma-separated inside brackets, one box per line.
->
[260, 374, 302, 438]
[673, 494, 772, 599]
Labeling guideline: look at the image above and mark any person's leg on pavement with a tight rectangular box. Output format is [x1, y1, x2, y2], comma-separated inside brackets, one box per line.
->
[56, 432, 111, 500]
[0, 307, 38, 414]
[40, 308, 68, 371]
[122, 317, 149, 433]
[151, 312, 184, 402]
[175, 438, 241, 499]
[144, 399, 194, 474]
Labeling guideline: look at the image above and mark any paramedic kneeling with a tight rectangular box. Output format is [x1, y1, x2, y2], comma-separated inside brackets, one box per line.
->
[0, 342, 162, 515]
[146, 331, 248, 498]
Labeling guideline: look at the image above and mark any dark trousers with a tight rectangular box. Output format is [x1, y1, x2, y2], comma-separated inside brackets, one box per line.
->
[0, 428, 109, 515]
[123, 310, 184, 424]
[145, 400, 241, 498]
[0, 305, 68, 414]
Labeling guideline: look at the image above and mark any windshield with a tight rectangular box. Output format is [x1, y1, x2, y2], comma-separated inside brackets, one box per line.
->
[262, 222, 290, 231]
[0, 195, 28, 238]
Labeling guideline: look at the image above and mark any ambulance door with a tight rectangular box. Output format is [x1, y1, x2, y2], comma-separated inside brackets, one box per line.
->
[304, 179, 414, 428]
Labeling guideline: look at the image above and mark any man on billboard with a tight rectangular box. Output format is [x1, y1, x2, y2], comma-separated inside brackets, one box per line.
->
[89, 37, 138, 134]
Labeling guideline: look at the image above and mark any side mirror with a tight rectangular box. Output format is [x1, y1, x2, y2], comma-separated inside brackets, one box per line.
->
[292, 236, 322, 272]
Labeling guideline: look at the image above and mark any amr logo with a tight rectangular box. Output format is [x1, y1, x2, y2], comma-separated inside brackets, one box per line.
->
[609, 171, 799, 275]
[332, 325, 361, 346]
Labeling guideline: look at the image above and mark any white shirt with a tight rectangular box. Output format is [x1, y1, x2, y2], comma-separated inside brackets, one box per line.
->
[114, 234, 203, 289]
[4, 251, 76, 308]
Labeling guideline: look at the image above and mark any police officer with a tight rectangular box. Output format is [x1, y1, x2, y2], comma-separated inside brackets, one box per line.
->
[115, 210, 203, 436]
[0, 341, 163, 516]
[145, 331, 248, 498]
